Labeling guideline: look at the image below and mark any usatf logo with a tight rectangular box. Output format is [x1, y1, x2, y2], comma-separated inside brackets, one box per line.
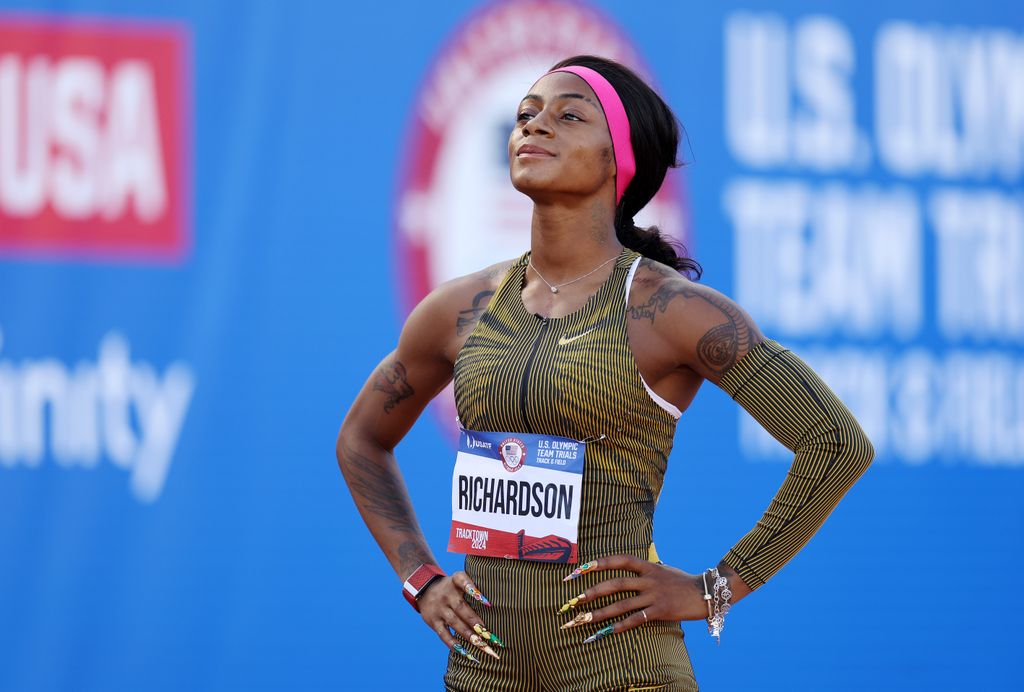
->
[394, 0, 692, 437]
[0, 16, 190, 261]
[500, 437, 526, 472]
[466, 436, 493, 450]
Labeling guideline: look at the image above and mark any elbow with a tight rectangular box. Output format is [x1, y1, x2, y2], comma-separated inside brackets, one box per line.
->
[336, 422, 357, 472]
[335, 422, 389, 474]
[855, 436, 875, 476]
[844, 424, 875, 479]
[809, 418, 873, 482]
[335, 429, 348, 472]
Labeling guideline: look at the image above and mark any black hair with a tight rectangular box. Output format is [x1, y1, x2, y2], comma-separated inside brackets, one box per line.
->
[550, 55, 702, 279]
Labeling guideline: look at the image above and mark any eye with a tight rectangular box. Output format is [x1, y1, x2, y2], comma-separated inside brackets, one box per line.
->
[562, 112, 583, 121]
[516, 111, 535, 122]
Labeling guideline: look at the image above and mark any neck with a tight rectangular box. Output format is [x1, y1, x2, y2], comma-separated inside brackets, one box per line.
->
[528, 197, 622, 278]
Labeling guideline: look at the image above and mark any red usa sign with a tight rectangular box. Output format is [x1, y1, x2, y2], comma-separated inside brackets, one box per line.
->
[0, 16, 189, 261]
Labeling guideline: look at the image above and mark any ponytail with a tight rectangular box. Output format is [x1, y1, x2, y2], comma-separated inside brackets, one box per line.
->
[614, 204, 702, 280]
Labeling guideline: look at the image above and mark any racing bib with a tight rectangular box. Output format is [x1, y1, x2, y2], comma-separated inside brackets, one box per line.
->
[448, 429, 584, 564]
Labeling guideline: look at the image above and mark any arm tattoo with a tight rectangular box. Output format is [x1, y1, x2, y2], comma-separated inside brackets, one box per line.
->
[373, 358, 414, 413]
[626, 282, 689, 323]
[694, 294, 753, 374]
[628, 259, 754, 375]
[456, 290, 494, 336]
[397, 540, 435, 579]
[337, 438, 417, 535]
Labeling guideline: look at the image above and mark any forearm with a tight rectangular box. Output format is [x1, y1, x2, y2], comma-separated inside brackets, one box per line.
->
[336, 430, 438, 581]
[717, 340, 874, 590]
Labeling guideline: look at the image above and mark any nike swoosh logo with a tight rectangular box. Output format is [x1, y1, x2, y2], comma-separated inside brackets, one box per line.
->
[558, 329, 595, 346]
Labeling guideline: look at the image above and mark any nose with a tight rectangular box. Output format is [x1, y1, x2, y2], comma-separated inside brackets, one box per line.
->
[521, 108, 553, 137]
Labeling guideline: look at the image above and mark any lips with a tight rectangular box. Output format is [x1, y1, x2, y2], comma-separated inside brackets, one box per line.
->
[516, 143, 555, 157]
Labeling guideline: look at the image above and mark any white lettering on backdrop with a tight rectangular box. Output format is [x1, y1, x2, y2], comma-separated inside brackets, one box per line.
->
[723, 13, 1024, 467]
[0, 54, 167, 221]
[0, 328, 195, 501]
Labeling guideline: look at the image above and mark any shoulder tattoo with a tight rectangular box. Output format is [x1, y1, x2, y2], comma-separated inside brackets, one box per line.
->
[456, 289, 494, 336]
[373, 357, 414, 413]
[629, 259, 754, 376]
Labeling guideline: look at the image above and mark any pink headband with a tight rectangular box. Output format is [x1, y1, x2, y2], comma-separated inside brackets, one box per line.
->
[548, 65, 636, 205]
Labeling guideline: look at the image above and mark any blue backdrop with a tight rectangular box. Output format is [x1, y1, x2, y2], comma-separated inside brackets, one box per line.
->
[0, 1, 1021, 690]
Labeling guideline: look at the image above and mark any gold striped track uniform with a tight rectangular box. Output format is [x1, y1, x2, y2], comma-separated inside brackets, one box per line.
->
[448, 249, 696, 691]
[446, 249, 873, 690]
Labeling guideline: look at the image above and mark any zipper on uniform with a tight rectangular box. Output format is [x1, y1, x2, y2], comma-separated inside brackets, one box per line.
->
[519, 316, 548, 432]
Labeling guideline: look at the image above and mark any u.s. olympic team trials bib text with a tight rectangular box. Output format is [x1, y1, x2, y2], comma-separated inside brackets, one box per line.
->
[449, 429, 584, 563]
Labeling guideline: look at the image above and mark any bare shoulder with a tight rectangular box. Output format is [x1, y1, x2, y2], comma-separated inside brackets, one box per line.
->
[400, 258, 516, 364]
[449, 259, 515, 336]
[627, 257, 764, 384]
[424, 258, 513, 333]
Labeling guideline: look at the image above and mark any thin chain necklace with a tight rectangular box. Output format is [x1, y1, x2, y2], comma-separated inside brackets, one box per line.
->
[528, 252, 619, 294]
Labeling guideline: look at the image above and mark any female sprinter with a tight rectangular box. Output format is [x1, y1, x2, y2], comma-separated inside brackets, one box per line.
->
[336, 55, 874, 691]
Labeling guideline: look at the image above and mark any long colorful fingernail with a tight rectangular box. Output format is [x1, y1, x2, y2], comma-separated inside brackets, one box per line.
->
[557, 593, 587, 614]
[563, 561, 598, 582]
[560, 611, 593, 630]
[470, 634, 501, 660]
[453, 643, 480, 663]
[473, 623, 505, 648]
[583, 625, 615, 644]
[464, 583, 492, 607]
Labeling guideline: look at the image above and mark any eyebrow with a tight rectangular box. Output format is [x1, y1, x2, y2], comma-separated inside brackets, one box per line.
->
[519, 92, 596, 106]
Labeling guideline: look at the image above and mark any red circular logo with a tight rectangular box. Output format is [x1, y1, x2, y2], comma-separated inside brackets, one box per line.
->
[500, 437, 527, 472]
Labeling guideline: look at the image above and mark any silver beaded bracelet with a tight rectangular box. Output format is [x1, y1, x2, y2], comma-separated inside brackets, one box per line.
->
[702, 567, 733, 644]
[708, 570, 732, 644]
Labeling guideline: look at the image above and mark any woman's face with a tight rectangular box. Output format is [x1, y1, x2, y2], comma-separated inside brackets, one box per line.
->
[508, 71, 617, 204]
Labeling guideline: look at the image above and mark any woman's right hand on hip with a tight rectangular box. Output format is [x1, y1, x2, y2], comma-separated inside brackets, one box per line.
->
[418, 571, 504, 660]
